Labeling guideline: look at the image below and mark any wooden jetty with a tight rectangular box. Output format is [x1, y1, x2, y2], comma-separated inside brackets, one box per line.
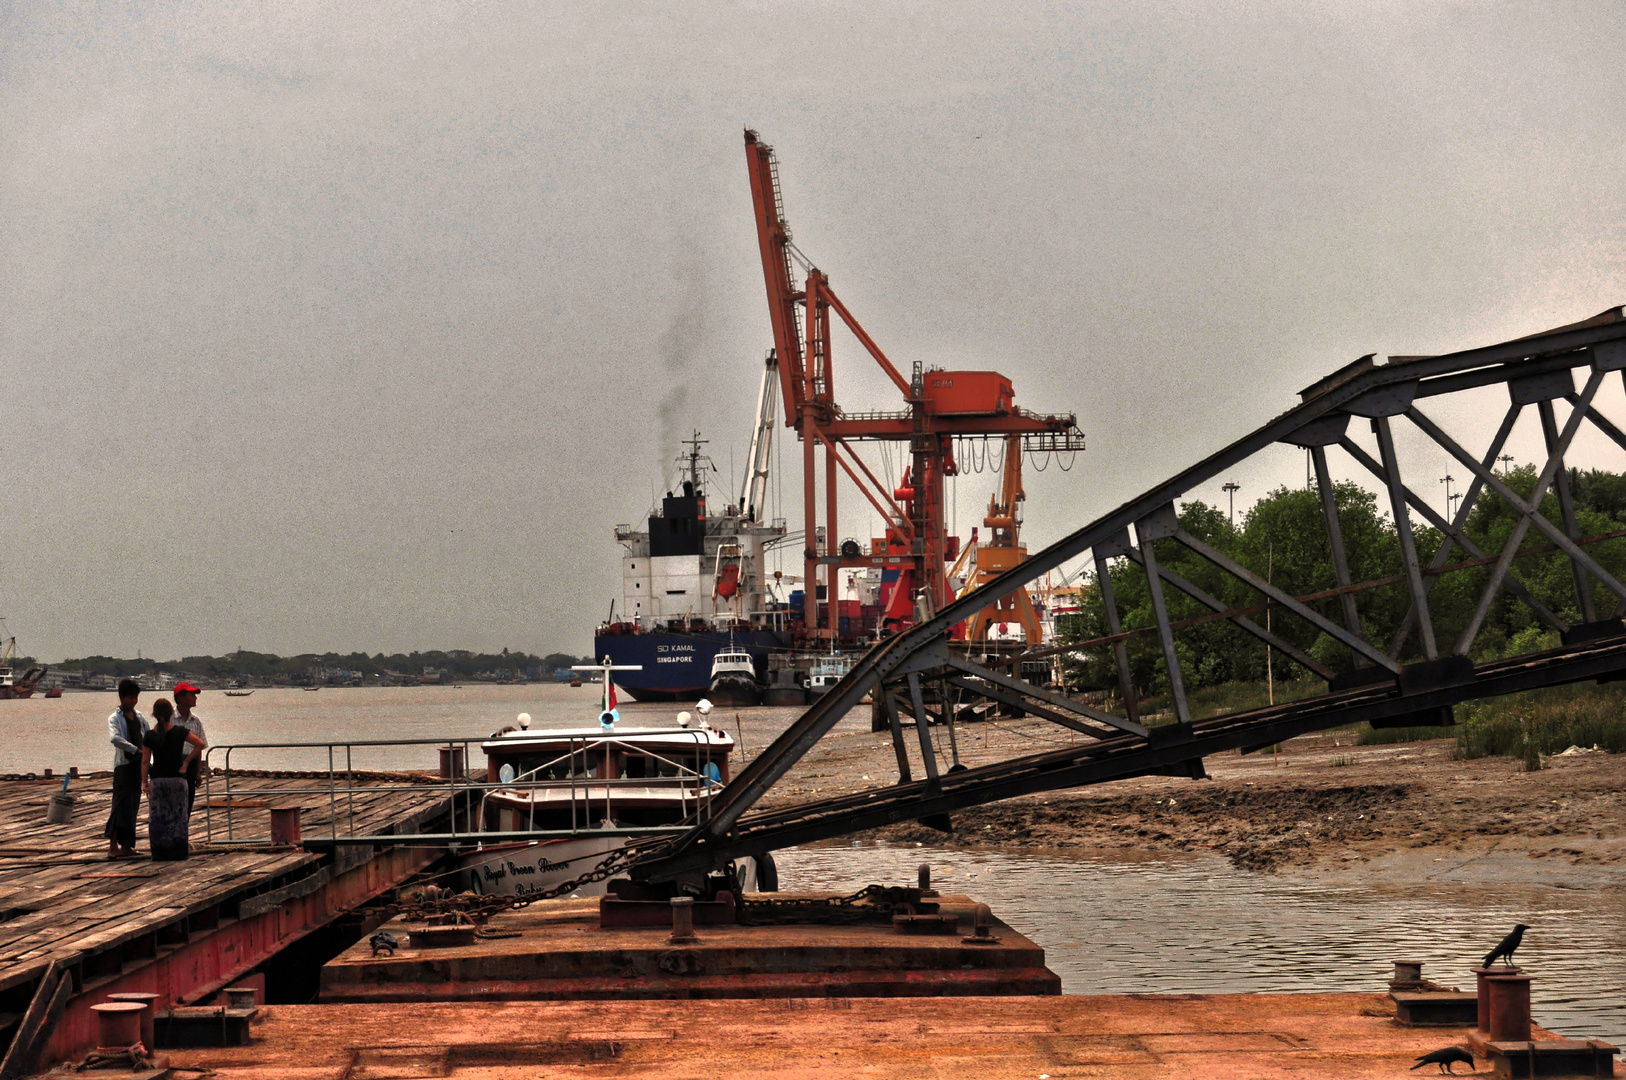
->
[0, 773, 451, 1067]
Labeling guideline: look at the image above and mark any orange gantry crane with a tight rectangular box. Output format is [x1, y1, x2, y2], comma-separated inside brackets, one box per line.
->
[743, 129, 1084, 641]
[961, 434, 1043, 644]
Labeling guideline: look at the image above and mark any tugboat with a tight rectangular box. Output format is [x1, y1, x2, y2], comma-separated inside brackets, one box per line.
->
[707, 643, 762, 706]
[457, 659, 767, 897]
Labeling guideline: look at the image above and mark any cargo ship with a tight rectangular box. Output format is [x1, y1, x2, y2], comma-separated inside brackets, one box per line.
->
[593, 358, 797, 701]
[593, 434, 792, 700]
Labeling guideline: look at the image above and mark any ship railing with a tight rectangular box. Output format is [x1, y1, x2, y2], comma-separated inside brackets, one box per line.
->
[198, 732, 727, 847]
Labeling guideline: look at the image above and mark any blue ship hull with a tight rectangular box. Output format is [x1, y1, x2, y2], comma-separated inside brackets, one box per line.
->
[592, 629, 789, 701]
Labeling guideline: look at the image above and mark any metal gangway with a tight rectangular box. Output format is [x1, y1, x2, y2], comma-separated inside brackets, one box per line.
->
[624, 305, 1626, 887]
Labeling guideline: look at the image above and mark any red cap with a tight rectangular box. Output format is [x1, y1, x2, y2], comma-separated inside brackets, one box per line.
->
[173, 682, 201, 695]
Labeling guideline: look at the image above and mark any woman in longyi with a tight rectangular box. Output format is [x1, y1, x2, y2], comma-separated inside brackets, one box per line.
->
[141, 697, 205, 861]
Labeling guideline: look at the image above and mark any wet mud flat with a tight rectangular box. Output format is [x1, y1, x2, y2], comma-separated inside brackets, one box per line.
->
[755, 722, 1626, 874]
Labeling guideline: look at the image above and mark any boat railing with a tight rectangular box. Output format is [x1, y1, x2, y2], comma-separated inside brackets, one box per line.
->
[199, 731, 726, 847]
[480, 732, 724, 835]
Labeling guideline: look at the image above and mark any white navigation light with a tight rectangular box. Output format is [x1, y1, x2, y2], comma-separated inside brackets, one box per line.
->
[676, 711, 693, 728]
[517, 712, 532, 729]
[696, 698, 714, 716]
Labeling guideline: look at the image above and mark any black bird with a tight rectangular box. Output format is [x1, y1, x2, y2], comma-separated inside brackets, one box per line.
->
[1411, 1046, 1475, 1073]
[1482, 923, 1529, 968]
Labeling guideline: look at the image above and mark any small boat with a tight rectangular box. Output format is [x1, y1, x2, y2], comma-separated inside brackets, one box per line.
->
[302, 687, 321, 692]
[224, 690, 254, 698]
[458, 659, 766, 897]
[707, 644, 761, 706]
[43, 687, 62, 699]
[806, 650, 852, 700]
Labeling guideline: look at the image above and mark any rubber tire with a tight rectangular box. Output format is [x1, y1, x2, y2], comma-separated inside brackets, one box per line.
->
[755, 851, 779, 892]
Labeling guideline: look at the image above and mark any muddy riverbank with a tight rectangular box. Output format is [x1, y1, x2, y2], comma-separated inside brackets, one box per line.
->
[751, 718, 1626, 874]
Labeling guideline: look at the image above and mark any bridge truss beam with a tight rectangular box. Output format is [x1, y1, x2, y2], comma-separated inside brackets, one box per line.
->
[629, 306, 1626, 886]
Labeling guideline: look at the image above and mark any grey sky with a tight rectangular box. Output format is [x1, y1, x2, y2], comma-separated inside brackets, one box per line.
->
[2, 2, 1622, 661]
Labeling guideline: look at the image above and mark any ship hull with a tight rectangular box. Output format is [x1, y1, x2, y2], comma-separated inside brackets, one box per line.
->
[592, 629, 788, 701]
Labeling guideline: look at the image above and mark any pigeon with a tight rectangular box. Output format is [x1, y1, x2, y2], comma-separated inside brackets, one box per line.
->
[369, 930, 399, 957]
[1411, 1046, 1475, 1073]
[1482, 923, 1528, 968]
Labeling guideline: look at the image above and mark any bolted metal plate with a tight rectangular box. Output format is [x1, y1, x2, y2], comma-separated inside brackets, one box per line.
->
[1508, 368, 1575, 405]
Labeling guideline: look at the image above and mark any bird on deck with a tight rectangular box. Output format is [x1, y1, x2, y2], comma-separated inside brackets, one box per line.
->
[369, 930, 400, 957]
[1482, 923, 1529, 968]
[1411, 1046, 1475, 1073]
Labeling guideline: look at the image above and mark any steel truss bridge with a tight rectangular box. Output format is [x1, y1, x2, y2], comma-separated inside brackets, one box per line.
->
[628, 307, 1626, 888]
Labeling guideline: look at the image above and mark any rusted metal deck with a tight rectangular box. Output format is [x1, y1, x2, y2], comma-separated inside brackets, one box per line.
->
[155, 993, 1610, 1079]
[0, 775, 450, 1064]
[321, 894, 1059, 1002]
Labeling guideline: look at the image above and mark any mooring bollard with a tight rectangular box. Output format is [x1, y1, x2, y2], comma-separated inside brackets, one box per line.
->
[269, 807, 302, 846]
[669, 896, 697, 944]
[90, 1002, 145, 1051]
[1486, 973, 1533, 1042]
[962, 903, 1000, 945]
[106, 993, 160, 1052]
[918, 863, 939, 897]
[1472, 966, 1519, 1031]
[439, 745, 465, 779]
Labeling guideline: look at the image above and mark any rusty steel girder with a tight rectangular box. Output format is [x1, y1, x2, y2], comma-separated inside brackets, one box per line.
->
[623, 306, 1626, 886]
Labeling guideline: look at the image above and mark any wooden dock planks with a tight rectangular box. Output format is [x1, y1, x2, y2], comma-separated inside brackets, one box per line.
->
[0, 775, 450, 996]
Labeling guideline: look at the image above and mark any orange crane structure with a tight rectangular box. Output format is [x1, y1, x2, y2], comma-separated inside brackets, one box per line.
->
[961, 434, 1044, 644]
[743, 129, 1085, 642]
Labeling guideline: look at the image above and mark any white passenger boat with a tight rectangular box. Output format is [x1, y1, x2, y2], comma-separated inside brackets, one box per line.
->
[457, 660, 764, 897]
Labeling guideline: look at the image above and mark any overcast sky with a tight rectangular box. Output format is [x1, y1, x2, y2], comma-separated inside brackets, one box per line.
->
[2, 2, 1622, 662]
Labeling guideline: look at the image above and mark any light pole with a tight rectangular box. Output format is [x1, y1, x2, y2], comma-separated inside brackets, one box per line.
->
[1499, 454, 1515, 474]
[1223, 482, 1241, 526]
[1440, 473, 1455, 518]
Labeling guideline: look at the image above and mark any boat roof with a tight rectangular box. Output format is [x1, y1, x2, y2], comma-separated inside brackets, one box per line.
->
[482, 726, 733, 753]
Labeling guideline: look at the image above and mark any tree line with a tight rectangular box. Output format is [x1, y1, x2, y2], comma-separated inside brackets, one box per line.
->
[1058, 467, 1626, 695]
[56, 649, 595, 682]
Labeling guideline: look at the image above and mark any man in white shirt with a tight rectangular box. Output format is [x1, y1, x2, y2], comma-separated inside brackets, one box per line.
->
[173, 682, 207, 815]
[105, 678, 148, 859]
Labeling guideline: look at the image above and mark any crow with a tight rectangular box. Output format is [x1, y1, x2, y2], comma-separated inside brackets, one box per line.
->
[1482, 923, 1529, 968]
[1411, 1046, 1475, 1073]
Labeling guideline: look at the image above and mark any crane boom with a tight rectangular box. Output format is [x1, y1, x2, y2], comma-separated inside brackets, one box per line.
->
[740, 352, 779, 520]
[744, 130, 807, 424]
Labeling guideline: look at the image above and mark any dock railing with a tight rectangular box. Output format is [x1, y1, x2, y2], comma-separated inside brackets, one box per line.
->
[199, 729, 727, 847]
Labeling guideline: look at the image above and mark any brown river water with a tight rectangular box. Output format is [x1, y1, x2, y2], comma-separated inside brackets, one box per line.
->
[10, 685, 1622, 1042]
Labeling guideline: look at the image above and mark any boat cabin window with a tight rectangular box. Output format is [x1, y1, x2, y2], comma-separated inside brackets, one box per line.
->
[493, 747, 603, 783]
[616, 748, 726, 783]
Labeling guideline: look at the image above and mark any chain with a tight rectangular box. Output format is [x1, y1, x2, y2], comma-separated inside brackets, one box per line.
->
[394, 848, 635, 922]
[737, 884, 934, 926]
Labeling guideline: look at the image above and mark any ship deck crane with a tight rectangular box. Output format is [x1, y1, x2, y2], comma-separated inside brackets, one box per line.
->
[743, 129, 1084, 640]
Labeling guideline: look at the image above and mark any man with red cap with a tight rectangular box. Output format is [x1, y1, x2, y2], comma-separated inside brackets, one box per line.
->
[173, 683, 207, 815]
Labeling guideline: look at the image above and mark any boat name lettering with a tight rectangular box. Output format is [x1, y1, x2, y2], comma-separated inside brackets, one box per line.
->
[655, 644, 697, 653]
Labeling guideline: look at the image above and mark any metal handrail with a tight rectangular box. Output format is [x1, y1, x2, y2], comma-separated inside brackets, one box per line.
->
[200, 730, 730, 846]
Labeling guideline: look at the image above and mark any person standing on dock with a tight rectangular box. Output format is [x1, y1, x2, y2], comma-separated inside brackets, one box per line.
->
[173, 682, 206, 815]
[104, 679, 148, 859]
[142, 697, 204, 861]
